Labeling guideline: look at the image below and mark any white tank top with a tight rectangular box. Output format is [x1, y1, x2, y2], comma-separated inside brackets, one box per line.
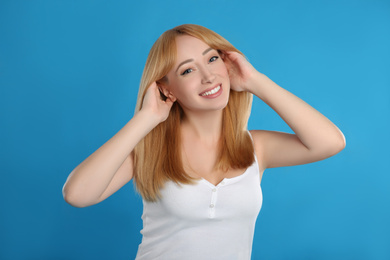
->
[135, 155, 262, 260]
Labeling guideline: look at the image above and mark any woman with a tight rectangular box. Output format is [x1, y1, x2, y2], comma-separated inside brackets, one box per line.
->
[63, 24, 345, 259]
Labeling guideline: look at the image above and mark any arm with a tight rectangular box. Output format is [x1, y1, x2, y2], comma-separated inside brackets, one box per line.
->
[224, 52, 346, 170]
[62, 83, 175, 207]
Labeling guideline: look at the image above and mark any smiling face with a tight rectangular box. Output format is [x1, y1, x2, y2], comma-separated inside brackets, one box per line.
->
[163, 35, 230, 115]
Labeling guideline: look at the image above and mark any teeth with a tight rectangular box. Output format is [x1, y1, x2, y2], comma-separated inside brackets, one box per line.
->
[201, 85, 221, 96]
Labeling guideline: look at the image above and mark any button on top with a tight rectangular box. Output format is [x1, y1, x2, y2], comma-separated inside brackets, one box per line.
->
[212, 188, 217, 192]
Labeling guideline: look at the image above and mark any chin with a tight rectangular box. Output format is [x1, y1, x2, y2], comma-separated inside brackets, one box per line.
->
[213, 88, 230, 110]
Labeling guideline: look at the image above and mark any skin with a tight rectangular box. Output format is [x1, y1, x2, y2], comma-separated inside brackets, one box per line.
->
[62, 35, 345, 207]
[160, 36, 240, 182]
[162, 36, 230, 115]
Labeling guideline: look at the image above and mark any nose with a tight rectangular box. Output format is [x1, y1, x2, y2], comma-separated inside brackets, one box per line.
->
[200, 67, 216, 84]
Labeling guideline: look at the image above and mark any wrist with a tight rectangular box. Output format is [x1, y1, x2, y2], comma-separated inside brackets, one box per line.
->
[246, 72, 268, 94]
[135, 109, 162, 127]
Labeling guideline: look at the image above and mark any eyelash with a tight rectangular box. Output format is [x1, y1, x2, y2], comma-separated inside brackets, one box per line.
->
[209, 56, 219, 62]
[180, 55, 219, 75]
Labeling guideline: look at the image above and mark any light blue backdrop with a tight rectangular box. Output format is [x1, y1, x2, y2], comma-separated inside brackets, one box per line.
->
[1, 0, 389, 259]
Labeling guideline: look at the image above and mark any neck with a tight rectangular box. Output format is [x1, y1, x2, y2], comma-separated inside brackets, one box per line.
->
[181, 109, 223, 145]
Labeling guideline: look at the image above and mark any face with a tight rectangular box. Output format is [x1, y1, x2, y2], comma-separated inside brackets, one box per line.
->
[163, 35, 230, 114]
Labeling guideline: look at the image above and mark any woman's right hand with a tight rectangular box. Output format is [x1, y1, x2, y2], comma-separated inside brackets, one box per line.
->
[140, 82, 176, 123]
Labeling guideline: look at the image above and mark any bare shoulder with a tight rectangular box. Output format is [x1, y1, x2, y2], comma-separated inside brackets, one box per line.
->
[249, 129, 304, 170]
[248, 130, 269, 172]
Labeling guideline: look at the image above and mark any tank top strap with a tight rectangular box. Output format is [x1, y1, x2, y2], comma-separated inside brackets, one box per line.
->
[247, 130, 257, 158]
[247, 130, 261, 172]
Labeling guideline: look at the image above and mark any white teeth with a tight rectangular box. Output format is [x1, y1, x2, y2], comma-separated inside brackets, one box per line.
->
[201, 85, 221, 96]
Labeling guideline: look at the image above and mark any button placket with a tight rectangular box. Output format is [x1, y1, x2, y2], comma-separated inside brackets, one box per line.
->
[208, 187, 218, 218]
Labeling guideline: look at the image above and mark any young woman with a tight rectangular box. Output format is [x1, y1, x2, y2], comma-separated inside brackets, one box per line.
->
[63, 24, 345, 259]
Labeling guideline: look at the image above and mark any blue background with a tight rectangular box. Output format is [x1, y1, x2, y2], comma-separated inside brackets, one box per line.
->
[1, 0, 389, 259]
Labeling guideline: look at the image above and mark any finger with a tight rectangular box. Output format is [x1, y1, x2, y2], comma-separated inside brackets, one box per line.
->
[226, 51, 244, 63]
[224, 57, 238, 72]
[225, 51, 238, 57]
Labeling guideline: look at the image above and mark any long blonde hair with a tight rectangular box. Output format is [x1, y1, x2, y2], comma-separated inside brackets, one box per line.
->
[133, 24, 254, 201]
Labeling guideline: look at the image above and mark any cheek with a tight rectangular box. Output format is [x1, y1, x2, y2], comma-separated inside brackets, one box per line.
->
[219, 62, 230, 78]
[167, 81, 193, 101]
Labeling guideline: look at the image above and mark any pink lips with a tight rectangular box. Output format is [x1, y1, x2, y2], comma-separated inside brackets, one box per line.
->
[199, 84, 223, 99]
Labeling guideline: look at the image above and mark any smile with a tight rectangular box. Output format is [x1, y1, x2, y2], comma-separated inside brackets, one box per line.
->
[200, 85, 221, 97]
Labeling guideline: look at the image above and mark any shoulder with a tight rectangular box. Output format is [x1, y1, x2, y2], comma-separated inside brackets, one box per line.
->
[249, 129, 300, 170]
[248, 130, 269, 172]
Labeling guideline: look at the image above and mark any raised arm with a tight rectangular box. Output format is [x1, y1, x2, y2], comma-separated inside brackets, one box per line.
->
[223, 51, 346, 171]
[62, 83, 175, 207]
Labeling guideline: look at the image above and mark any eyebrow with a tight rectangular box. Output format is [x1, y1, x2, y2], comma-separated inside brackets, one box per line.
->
[202, 47, 213, 55]
[175, 47, 215, 73]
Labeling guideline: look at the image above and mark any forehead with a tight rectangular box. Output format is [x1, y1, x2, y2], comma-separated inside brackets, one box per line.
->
[174, 35, 211, 60]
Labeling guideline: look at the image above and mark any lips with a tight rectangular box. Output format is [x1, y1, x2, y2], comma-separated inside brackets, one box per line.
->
[199, 84, 222, 97]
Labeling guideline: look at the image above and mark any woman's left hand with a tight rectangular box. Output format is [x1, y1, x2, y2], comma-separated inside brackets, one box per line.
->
[223, 51, 261, 93]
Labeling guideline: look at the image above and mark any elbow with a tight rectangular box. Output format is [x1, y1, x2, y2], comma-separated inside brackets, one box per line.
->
[312, 131, 346, 159]
[336, 130, 346, 152]
[62, 184, 93, 208]
[327, 131, 346, 156]
[62, 186, 83, 208]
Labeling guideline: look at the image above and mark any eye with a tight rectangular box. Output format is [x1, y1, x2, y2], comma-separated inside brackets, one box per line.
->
[209, 56, 219, 62]
[181, 68, 193, 75]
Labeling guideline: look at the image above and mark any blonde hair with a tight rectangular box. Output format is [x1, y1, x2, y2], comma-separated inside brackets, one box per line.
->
[133, 24, 254, 201]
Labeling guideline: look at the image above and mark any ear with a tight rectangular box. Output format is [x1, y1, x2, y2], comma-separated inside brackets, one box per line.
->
[158, 84, 177, 102]
[158, 84, 169, 97]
